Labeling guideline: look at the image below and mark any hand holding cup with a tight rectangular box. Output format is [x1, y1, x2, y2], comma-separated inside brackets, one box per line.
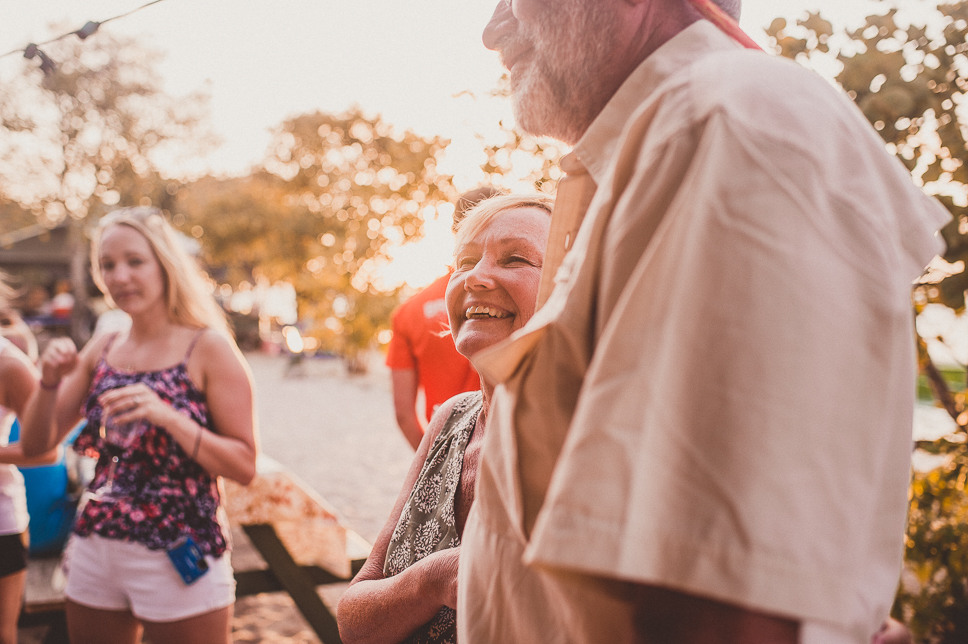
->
[98, 383, 165, 431]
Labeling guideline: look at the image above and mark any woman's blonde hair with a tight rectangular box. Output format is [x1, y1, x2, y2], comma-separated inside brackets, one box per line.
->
[454, 193, 554, 250]
[92, 207, 228, 334]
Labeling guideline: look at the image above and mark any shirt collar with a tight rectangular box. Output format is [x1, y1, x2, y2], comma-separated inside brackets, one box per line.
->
[471, 21, 744, 386]
[573, 19, 739, 184]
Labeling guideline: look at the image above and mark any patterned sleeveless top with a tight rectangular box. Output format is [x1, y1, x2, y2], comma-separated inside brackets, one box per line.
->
[384, 391, 483, 644]
[73, 330, 228, 556]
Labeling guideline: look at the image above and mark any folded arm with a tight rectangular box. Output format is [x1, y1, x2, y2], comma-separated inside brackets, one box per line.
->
[338, 399, 459, 644]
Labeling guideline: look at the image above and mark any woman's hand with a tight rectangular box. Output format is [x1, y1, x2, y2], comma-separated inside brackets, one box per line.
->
[871, 618, 911, 644]
[21, 332, 104, 457]
[38, 338, 79, 389]
[338, 546, 462, 644]
[97, 383, 174, 429]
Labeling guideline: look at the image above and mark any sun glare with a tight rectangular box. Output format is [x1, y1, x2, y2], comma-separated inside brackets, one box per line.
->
[377, 208, 457, 292]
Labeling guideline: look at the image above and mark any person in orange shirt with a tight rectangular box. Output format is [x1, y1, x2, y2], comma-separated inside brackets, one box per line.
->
[386, 187, 502, 449]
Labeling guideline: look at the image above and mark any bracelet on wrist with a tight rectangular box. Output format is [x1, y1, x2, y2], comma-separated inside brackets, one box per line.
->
[40, 379, 60, 391]
[191, 426, 203, 460]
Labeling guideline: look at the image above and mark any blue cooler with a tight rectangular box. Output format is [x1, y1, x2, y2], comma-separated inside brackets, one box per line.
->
[11, 419, 82, 556]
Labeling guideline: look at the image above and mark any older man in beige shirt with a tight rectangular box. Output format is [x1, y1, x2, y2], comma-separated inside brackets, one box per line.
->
[457, 1, 948, 643]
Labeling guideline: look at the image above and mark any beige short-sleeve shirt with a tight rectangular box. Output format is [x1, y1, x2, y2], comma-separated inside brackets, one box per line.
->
[458, 20, 948, 644]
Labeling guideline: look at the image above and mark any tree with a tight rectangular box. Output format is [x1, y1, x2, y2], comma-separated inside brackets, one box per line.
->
[176, 108, 453, 363]
[0, 30, 211, 221]
[477, 75, 563, 194]
[767, 4, 967, 641]
[0, 29, 212, 340]
[478, 124, 562, 194]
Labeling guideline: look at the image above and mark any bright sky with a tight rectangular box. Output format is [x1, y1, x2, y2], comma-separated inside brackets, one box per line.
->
[0, 0, 938, 289]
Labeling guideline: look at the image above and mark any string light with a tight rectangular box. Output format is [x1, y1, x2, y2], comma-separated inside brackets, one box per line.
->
[0, 0, 169, 75]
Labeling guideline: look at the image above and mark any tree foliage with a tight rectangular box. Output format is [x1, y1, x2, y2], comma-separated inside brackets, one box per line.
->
[176, 108, 453, 357]
[768, 4, 968, 640]
[479, 124, 562, 194]
[479, 75, 563, 194]
[0, 30, 211, 225]
[899, 453, 968, 641]
[0, 30, 212, 342]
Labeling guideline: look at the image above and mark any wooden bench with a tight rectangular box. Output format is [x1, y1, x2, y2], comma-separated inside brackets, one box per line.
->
[19, 455, 371, 644]
[19, 554, 69, 644]
[224, 455, 372, 644]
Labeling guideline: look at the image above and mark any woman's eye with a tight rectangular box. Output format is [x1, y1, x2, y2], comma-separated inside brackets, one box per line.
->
[506, 255, 534, 266]
[457, 257, 477, 268]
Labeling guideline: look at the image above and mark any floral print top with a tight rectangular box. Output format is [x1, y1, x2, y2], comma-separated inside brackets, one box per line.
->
[384, 391, 482, 644]
[73, 330, 227, 556]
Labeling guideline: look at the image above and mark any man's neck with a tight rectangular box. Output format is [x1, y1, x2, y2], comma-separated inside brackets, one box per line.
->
[571, 3, 701, 146]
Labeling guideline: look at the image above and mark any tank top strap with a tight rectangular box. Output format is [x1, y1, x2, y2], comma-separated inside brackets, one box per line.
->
[100, 332, 120, 361]
[183, 328, 208, 363]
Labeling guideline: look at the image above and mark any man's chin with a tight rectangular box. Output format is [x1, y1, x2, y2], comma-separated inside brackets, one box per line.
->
[513, 102, 582, 145]
[512, 88, 564, 141]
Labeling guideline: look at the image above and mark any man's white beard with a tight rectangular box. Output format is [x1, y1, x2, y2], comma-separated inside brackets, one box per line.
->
[508, 0, 618, 145]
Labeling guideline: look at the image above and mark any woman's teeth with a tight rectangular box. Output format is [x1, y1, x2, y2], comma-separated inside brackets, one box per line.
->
[465, 305, 510, 319]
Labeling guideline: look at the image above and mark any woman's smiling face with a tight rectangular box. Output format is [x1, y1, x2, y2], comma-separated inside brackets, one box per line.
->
[446, 206, 551, 358]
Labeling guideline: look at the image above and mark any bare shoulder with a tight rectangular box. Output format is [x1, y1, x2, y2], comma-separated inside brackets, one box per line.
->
[77, 331, 116, 370]
[188, 328, 251, 383]
[0, 343, 36, 385]
[421, 393, 474, 447]
[0, 348, 36, 412]
[193, 328, 243, 360]
[0, 341, 34, 371]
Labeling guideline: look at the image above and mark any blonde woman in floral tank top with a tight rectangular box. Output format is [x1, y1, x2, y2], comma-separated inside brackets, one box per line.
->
[338, 194, 553, 644]
[21, 208, 257, 644]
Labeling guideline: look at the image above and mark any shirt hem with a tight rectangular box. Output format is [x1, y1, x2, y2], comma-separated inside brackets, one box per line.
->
[523, 512, 859, 628]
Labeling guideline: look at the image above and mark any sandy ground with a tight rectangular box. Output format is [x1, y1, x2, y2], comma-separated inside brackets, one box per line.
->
[19, 351, 415, 644]
[247, 352, 414, 544]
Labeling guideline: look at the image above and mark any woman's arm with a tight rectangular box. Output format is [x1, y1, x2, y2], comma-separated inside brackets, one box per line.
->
[17, 336, 96, 458]
[337, 399, 461, 644]
[100, 331, 258, 485]
[0, 347, 59, 466]
[0, 346, 38, 417]
[0, 442, 62, 467]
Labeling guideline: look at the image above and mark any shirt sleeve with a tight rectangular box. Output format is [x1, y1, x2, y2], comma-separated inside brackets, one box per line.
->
[385, 304, 417, 370]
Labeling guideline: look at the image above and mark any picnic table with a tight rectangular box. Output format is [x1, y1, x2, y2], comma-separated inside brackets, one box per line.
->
[20, 455, 371, 644]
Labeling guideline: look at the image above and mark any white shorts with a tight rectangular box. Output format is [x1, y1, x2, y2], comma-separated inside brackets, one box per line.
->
[64, 534, 236, 622]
